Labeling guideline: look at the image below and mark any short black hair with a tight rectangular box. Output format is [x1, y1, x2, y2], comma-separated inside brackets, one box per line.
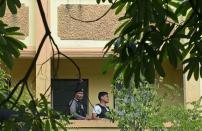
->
[98, 92, 108, 101]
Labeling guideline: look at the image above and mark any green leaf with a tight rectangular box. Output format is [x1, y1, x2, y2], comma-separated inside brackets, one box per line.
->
[96, 0, 101, 4]
[167, 6, 178, 22]
[101, 56, 114, 74]
[175, 0, 190, 16]
[45, 120, 51, 131]
[123, 64, 133, 88]
[187, 59, 196, 80]
[159, 23, 175, 37]
[193, 60, 199, 80]
[0, 51, 13, 69]
[0, 35, 7, 45]
[153, 59, 165, 77]
[167, 43, 177, 68]
[6, 39, 20, 57]
[108, 0, 113, 3]
[7, 0, 17, 14]
[5, 36, 26, 49]
[0, 20, 8, 27]
[114, 20, 129, 35]
[145, 60, 155, 84]
[120, 21, 141, 35]
[112, 1, 124, 9]
[5, 27, 20, 32]
[169, 1, 180, 8]
[13, 0, 21, 8]
[50, 119, 58, 131]
[200, 66, 202, 78]
[115, 2, 126, 15]
[103, 37, 117, 56]
[159, 43, 167, 63]
[113, 64, 125, 80]
[0, 0, 6, 17]
[149, 31, 163, 48]
[183, 63, 191, 74]
[5, 31, 24, 36]
[55, 120, 67, 131]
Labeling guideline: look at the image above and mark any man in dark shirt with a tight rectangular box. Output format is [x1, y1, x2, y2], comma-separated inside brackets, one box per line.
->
[92, 92, 110, 119]
[69, 87, 90, 120]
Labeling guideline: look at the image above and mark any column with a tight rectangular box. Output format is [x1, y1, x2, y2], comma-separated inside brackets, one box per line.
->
[35, 0, 51, 99]
[183, 74, 201, 107]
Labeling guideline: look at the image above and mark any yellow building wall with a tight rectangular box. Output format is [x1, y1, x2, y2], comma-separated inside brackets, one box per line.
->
[55, 58, 114, 114]
[158, 61, 184, 105]
[4, 58, 36, 97]
[3, 57, 184, 106]
[55, 58, 184, 114]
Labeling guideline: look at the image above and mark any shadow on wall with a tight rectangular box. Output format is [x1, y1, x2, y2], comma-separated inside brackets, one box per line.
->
[157, 61, 184, 105]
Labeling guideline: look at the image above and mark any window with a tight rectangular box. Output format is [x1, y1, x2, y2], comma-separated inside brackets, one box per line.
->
[51, 79, 88, 114]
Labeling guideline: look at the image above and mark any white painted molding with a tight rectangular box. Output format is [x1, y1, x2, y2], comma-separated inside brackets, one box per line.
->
[20, 0, 35, 47]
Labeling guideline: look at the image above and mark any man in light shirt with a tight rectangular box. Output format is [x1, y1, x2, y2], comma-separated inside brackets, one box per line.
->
[92, 92, 110, 119]
[69, 87, 90, 120]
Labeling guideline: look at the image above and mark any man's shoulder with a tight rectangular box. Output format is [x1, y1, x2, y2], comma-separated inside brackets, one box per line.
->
[69, 99, 77, 105]
[95, 104, 105, 108]
[94, 104, 102, 109]
[92, 104, 102, 114]
[96, 104, 110, 111]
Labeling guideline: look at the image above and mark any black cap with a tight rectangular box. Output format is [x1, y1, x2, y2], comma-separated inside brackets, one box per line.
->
[74, 87, 84, 93]
[74, 80, 84, 93]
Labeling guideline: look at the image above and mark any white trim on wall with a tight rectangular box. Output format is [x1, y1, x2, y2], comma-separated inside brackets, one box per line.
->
[183, 71, 187, 104]
[20, 0, 35, 47]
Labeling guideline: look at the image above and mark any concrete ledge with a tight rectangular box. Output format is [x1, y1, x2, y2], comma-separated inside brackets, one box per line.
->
[68, 120, 118, 128]
[20, 46, 35, 58]
[20, 47, 112, 58]
[59, 48, 111, 57]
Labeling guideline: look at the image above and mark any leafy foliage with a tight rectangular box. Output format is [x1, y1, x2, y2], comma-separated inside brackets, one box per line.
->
[0, 68, 70, 130]
[151, 100, 202, 131]
[0, 0, 69, 130]
[0, 0, 21, 17]
[96, 0, 114, 4]
[110, 80, 202, 131]
[109, 81, 163, 130]
[99, 0, 202, 87]
[0, 95, 70, 131]
[0, 67, 13, 108]
[0, 20, 26, 69]
[0, 0, 26, 69]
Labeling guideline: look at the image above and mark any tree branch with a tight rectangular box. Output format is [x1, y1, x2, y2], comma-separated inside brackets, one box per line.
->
[70, 0, 117, 23]
[0, 0, 50, 107]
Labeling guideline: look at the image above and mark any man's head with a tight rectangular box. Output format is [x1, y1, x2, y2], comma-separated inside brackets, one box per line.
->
[74, 88, 84, 101]
[98, 92, 109, 103]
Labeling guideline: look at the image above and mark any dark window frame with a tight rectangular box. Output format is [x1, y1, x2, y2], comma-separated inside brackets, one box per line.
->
[51, 79, 89, 114]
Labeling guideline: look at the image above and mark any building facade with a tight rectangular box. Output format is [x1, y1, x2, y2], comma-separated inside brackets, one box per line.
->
[2, 0, 202, 130]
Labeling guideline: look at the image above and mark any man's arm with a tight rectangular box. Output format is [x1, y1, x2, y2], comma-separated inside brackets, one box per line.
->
[70, 101, 86, 120]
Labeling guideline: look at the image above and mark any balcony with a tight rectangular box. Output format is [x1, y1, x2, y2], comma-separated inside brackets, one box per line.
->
[67, 120, 119, 131]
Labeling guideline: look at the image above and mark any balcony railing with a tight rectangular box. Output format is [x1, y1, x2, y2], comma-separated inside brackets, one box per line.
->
[67, 120, 119, 130]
